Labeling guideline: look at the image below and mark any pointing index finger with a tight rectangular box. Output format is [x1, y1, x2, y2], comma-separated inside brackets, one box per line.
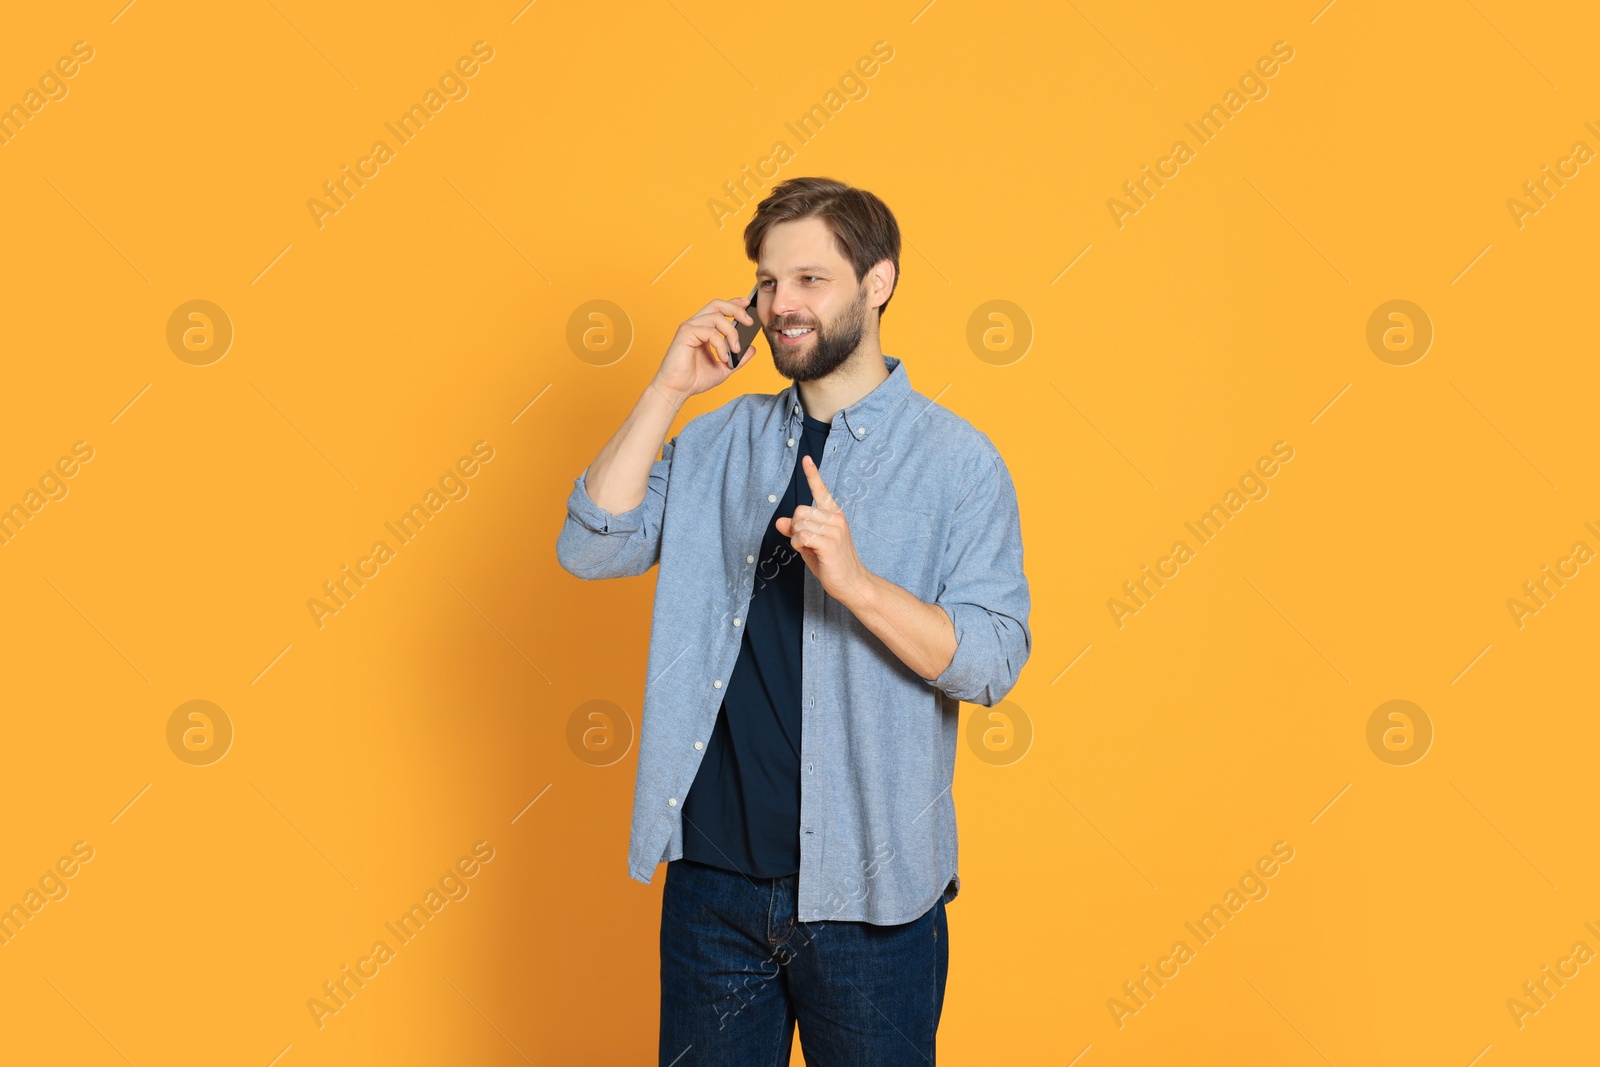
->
[802, 453, 836, 511]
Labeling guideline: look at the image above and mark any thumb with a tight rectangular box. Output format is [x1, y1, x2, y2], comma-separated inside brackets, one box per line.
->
[775, 516, 791, 535]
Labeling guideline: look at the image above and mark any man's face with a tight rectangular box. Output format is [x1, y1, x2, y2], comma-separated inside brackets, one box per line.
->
[756, 217, 872, 383]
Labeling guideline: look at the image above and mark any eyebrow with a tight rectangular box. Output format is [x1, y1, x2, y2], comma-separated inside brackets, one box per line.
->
[756, 264, 834, 278]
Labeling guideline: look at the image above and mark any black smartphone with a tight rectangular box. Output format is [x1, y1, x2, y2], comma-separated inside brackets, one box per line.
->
[729, 282, 761, 368]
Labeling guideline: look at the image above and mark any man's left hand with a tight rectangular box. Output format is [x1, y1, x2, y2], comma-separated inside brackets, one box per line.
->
[775, 454, 873, 609]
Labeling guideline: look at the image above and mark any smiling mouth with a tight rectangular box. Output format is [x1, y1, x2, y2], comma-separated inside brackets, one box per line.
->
[777, 327, 814, 344]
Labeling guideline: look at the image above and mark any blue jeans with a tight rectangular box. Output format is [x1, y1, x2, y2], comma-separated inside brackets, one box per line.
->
[659, 857, 953, 1066]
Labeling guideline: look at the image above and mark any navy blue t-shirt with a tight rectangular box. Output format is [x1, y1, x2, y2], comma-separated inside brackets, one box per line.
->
[680, 411, 832, 877]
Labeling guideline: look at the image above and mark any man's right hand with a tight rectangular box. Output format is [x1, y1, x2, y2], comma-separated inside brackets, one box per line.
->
[651, 295, 757, 404]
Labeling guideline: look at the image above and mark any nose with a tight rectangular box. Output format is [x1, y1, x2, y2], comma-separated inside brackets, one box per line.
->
[770, 282, 803, 318]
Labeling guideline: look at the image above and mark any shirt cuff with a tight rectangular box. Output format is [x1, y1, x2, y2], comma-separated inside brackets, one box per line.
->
[927, 600, 983, 702]
[566, 468, 644, 536]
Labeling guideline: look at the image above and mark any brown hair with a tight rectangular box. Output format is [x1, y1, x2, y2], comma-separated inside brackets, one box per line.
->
[743, 177, 901, 317]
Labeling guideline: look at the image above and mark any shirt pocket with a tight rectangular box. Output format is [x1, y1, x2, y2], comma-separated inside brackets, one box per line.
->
[854, 506, 936, 597]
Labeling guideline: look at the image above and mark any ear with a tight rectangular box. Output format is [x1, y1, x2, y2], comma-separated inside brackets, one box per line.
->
[864, 258, 896, 312]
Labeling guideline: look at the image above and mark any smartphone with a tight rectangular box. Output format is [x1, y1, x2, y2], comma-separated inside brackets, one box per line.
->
[729, 282, 761, 368]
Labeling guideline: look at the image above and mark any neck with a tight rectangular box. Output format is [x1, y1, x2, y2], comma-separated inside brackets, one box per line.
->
[797, 339, 888, 424]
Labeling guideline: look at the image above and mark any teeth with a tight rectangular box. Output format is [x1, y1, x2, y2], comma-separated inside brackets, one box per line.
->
[782, 328, 813, 337]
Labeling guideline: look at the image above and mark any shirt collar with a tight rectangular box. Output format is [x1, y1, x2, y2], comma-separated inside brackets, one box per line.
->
[781, 355, 910, 442]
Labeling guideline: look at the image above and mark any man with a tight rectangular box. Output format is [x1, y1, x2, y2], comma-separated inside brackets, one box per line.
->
[556, 176, 1030, 1065]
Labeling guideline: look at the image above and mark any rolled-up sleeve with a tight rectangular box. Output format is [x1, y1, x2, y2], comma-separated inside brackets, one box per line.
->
[924, 445, 1031, 706]
[555, 437, 675, 580]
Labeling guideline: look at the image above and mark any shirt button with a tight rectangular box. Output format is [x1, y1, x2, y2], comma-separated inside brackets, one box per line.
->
[667, 797, 677, 806]
[733, 617, 742, 627]
[713, 679, 722, 689]
[855, 426, 864, 435]
[768, 494, 777, 503]
[694, 741, 704, 750]
[787, 438, 795, 447]
[747, 554, 755, 564]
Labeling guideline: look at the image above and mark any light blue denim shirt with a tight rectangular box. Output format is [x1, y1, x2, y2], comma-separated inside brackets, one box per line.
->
[556, 354, 1031, 925]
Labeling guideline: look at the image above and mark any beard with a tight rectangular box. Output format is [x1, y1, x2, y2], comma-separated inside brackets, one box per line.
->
[767, 283, 869, 383]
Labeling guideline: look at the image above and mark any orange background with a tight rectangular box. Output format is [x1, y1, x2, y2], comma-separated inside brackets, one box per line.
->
[3, 1, 1598, 1063]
